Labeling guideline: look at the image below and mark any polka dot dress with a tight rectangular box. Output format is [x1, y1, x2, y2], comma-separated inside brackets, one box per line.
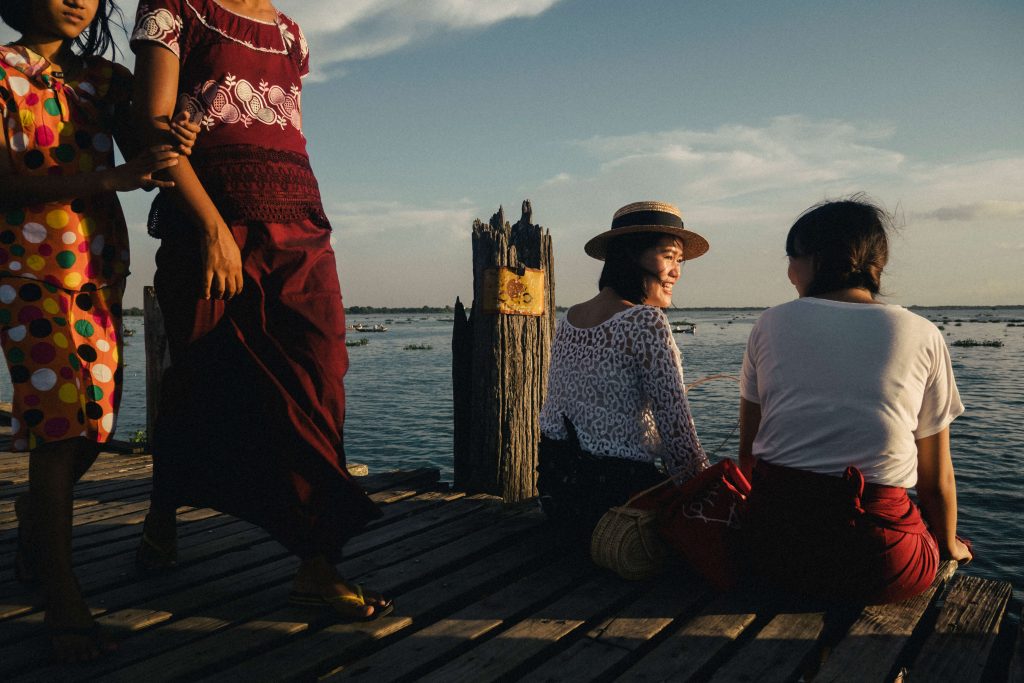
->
[1, 45, 131, 450]
[0, 282, 123, 449]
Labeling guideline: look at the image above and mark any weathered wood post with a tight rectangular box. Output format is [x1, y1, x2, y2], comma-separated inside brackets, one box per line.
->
[452, 200, 556, 502]
[143, 286, 170, 449]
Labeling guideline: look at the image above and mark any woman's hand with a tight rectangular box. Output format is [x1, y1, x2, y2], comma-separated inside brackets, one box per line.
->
[200, 224, 244, 300]
[107, 145, 180, 192]
[944, 537, 973, 565]
[169, 109, 200, 156]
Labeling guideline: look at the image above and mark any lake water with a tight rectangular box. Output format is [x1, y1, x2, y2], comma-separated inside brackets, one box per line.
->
[2, 306, 1021, 600]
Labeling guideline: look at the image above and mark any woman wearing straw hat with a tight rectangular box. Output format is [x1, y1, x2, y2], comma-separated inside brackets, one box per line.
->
[537, 201, 710, 540]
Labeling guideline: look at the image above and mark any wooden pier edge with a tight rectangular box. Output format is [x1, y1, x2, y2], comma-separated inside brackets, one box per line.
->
[1, 452, 1018, 681]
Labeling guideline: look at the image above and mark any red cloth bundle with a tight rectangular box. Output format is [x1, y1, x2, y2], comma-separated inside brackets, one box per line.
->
[641, 460, 752, 590]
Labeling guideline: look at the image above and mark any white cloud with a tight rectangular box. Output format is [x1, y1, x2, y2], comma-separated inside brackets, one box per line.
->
[289, 0, 565, 79]
[326, 199, 478, 242]
[523, 116, 1024, 307]
[567, 116, 906, 204]
[915, 200, 1024, 222]
[2, 1, 564, 79]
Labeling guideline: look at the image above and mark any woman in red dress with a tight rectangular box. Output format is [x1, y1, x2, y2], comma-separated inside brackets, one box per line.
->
[130, 0, 391, 619]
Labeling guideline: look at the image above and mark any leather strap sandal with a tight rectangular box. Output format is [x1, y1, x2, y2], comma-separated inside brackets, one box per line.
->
[288, 584, 394, 621]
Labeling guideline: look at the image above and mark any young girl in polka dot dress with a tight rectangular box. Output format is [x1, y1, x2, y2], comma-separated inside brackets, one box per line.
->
[1, 0, 197, 662]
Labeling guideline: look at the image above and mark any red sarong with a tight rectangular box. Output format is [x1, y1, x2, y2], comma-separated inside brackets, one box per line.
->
[150, 217, 380, 561]
[740, 461, 939, 604]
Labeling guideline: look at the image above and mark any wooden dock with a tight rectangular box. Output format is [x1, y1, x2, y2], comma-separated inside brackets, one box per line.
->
[0, 451, 1020, 682]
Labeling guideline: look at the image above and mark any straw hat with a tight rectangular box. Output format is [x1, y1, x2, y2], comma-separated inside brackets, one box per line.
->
[584, 201, 709, 261]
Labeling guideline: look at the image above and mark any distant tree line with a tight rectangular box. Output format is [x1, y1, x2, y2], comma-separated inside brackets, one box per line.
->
[347, 305, 454, 314]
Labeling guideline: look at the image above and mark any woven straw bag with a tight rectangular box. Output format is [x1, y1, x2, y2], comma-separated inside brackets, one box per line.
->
[590, 479, 672, 580]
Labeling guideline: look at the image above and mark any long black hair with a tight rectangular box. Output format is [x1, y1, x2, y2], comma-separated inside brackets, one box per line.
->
[786, 194, 894, 297]
[598, 232, 682, 305]
[0, 0, 125, 59]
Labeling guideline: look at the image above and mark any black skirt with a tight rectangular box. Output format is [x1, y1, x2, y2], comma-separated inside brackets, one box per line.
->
[537, 418, 665, 539]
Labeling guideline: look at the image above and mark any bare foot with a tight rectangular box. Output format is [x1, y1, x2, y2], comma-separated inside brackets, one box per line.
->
[45, 592, 116, 663]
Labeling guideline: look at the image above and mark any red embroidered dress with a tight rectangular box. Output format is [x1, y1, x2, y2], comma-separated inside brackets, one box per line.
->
[0, 45, 130, 450]
[131, 0, 378, 561]
[132, 0, 328, 234]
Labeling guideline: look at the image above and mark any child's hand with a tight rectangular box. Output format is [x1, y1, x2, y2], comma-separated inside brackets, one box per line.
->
[109, 145, 179, 192]
[170, 110, 200, 156]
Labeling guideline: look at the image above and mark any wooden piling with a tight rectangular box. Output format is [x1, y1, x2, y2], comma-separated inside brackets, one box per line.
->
[452, 201, 555, 502]
[143, 286, 170, 448]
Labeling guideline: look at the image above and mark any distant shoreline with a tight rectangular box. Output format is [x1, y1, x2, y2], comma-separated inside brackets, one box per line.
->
[122, 303, 1024, 316]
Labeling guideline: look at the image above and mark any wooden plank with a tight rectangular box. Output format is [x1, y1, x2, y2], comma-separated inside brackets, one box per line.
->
[0, 489, 467, 637]
[815, 559, 957, 682]
[326, 553, 585, 682]
[1010, 605, 1023, 683]
[518, 574, 710, 683]
[909, 574, 1013, 682]
[207, 519, 565, 683]
[0, 485, 449, 622]
[707, 604, 827, 683]
[613, 591, 767, 682]
[0, 492, 489, 678]
[86, 507, 540, 682]
[414, 570, 646, 683]
[0, 481, 456, 671]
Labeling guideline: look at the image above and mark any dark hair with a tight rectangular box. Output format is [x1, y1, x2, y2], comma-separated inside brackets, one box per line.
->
[0, 1, 125, 59]
[786, 195, 893, 297]
[598, 232, 681, 304]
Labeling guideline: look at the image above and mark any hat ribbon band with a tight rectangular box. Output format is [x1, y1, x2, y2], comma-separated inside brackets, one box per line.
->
[610, 210, 683, 230]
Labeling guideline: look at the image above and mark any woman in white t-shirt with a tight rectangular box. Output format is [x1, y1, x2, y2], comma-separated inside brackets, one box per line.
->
[738, 196, 972, 604]
[537, 201, 710, 540]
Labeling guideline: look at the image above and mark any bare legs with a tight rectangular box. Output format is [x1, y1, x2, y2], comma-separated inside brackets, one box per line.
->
[27, 438, 113, 662]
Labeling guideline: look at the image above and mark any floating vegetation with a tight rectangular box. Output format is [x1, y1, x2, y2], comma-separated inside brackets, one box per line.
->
[404, 344, 433, 350]
[346, 338, 369, 347]
[950, 339, 1003, 348]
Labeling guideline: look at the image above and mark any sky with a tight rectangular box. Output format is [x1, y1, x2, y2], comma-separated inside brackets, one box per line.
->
[3, 0, 1023, 308]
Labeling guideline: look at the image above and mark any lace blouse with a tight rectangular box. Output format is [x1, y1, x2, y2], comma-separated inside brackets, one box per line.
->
[539, 305, 708, 482]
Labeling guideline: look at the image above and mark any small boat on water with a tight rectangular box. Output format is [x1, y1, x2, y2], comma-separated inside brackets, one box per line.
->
[123, 326, 136, 337]
[351, 323, 389, 333]
[672, 323, 696, 335]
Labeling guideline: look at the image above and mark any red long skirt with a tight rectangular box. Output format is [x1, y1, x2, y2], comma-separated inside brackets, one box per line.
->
[741, 461, 939, 604]
[150, 218, 380, 561]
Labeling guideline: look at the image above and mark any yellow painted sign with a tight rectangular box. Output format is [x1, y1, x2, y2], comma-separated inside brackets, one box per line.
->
[482, 267, 545, 316]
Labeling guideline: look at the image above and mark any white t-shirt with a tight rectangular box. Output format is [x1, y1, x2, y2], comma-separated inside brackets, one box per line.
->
[740, 298, 964, 488]
[539, 305, 709, 483]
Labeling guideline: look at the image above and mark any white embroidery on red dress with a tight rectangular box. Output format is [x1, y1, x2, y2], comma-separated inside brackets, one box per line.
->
[132, 6, 183, 57]
[182, 74, 302, 132]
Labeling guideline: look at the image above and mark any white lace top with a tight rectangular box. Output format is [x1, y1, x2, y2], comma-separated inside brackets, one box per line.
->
[539, 305, 709, 482]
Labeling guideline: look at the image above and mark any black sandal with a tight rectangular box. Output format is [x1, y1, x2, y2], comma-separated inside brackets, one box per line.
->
[135, 516, 178, 573]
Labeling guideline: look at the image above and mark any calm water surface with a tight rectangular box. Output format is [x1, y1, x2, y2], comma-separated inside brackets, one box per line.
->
[3, 306, 1021, 599]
